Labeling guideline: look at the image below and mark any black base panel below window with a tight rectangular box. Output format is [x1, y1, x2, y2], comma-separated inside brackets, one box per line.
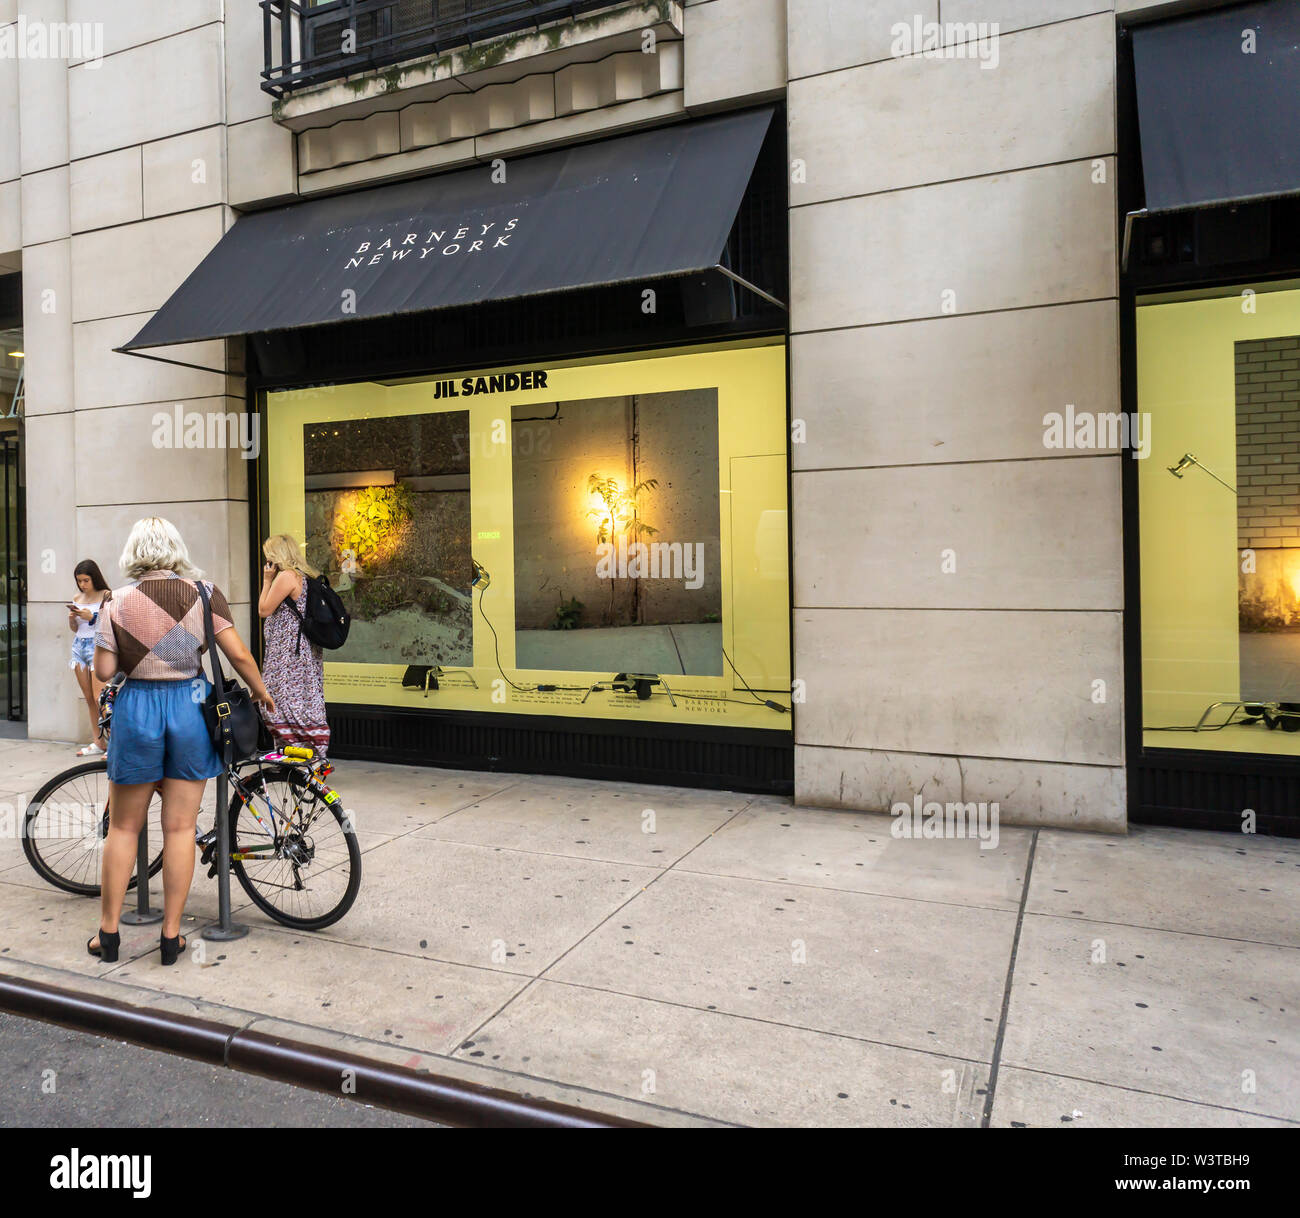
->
[325, 705, 794, 795]
[1133, 750, 1300, 837]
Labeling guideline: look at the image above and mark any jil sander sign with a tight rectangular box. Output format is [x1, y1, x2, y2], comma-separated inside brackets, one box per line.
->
[345, 218, 521, 269]
[432, 368, 548, 399]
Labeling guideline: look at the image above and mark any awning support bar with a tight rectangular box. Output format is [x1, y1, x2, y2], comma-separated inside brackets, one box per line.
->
[713, 265, 787, 311]
[1120, 208, 1148, 274]
[111, 346, 237, 379]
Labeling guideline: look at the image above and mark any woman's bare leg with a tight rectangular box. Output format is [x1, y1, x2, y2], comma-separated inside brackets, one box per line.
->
[73, 664, 97, 744]
[89, 670, 106, 748]
[96, 782, 154, 946]
[159, 778, 205, 942]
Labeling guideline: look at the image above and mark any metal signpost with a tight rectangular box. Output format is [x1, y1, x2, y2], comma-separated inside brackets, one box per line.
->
[117, 814, 161, 927]
[203, 745, 248, 942]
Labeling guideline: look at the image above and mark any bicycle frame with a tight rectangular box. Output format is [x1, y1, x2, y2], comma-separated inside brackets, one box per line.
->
[98, 680, 341, 857]
[226, 752, 340, 862]
[32, 686, 359, 927]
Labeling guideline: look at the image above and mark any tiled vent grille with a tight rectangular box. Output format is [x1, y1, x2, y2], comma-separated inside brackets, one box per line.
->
[1134, 753, 1300, 836]
[327, 706, 794, 793]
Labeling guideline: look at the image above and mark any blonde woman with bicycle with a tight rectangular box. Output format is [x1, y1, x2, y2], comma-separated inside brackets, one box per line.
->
[86, 518, 275, 966]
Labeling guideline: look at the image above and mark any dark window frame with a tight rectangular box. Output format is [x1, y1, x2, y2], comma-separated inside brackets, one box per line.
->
[1118, 22, 1300, 836]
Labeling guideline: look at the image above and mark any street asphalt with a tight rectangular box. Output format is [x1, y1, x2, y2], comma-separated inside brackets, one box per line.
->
[0, 1010, 437, 1127]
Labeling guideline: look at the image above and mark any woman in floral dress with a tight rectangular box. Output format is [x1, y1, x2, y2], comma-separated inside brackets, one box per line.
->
[257, 534, 330, 755]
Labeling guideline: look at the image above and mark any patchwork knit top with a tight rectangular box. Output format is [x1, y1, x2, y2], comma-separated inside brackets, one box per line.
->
[94, 570, 234, 681]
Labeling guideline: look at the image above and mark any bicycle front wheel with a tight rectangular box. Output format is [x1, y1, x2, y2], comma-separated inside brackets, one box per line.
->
[22, 761, 164, 896]
[227, 764, 360, 930]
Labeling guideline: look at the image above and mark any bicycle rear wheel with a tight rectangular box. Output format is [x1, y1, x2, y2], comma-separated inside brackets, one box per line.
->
[227, 763, 360, 930]
[22, 761, 164, 896]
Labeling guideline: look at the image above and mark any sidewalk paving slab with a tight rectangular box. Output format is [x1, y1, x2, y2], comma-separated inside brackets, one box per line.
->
[545, 869, 1015, 1061]
[455, 978, 988, 1127]
[1029, 824, 1300, 947]
[988, 1066, 1293, 1128]
[673, 801, 1032, 908]
[1000, 912, 1300, 1122]
[413, 772, 746, 866]
[1, 745, 1298, 1127]
[0, 741, 99, 792]
[107, 926, 532, 1058]
[326, 833, 663, 976]
[340, 766, 522, 836]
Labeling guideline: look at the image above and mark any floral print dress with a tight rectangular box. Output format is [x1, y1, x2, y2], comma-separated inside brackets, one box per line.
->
[262, 579, 329, 755]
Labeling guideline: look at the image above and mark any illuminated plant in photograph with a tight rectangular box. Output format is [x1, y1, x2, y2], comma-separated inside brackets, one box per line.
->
[586, 473, 658, 624]
[586, 473, 658, 545]
[332, 483, 414, 569]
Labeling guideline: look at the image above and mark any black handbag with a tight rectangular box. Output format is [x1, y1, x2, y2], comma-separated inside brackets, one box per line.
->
[195, 581, 262, 762]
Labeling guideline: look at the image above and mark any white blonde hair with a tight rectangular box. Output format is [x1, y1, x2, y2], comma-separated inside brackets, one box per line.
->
[263, 533, 319, 579]
[119, 516, 203, 580]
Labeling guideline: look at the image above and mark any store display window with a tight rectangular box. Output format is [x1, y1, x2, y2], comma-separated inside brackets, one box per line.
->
[264, 341, 791, 730]
[1139, 285, 1300, 754]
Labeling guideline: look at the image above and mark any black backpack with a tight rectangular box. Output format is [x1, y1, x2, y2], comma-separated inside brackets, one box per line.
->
[285, 574, 351, 653]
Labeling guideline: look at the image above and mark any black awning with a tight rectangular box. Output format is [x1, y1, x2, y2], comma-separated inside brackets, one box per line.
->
[123, 107, 774, 352]
[1131, 0, 1300, 214]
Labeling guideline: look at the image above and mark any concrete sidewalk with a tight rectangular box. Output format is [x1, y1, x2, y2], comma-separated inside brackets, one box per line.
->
[0, 735, 1296, 1127]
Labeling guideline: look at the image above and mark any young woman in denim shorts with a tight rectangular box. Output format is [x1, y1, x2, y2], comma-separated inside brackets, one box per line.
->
[68, 558, 111, 756]
[86, 518, 276, 966]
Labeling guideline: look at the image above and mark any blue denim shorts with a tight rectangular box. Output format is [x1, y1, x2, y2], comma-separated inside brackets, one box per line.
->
[69, 636, 95, 670]
[107, 678, 224, 784]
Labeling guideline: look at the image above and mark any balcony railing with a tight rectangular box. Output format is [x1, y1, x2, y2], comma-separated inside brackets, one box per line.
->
[261, 0, 620, 96]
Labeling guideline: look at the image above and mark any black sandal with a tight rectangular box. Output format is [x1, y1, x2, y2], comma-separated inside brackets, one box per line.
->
[160, 932, 186, 966]
[87, 928, 120, 962]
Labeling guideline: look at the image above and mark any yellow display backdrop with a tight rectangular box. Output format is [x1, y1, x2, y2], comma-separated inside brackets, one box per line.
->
[265, 340, 791, 731]
[1138, 285, 1300, 755]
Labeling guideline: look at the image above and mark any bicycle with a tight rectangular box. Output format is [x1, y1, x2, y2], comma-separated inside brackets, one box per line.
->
[22, 673, 361, 930]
